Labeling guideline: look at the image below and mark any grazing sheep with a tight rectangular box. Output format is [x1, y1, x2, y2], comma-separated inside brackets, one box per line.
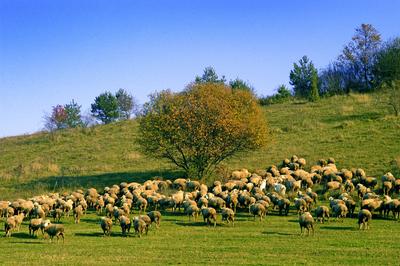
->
[389, 199, 400, 220]
[208, 197, 226, 210]
[358, 209, 372, 230]
[147, 211, 162, 228]
[133, 217, 148, 237]
[29, 218, 44, 237]
[332, 203, 348, 221]
[185, 205, 200, 221]
[315, 206, 330, 223]
[113, 206, 125, 223]
[221, 208, 235, 226]
[100, 217, 113, 236]
[119, 215, 131, 236]
[139, 215, 152, 232]
[249, 203, 266, 221]
[73, 205, 84, 224]
[43, 222, 65, 243]
[201, 207, 217, 227]
[51, 208, 63, 222]
[356, 183, 368, 199]
[136, 197, 148, 214]
[4, 216, 17, 237]
[299, 212, 315, 236]
[382, 181, 393, 195]
[277, 198, 290, 216]
[294, 198, 308, 214]
[361, 198, 383, 213]
[13, 213, 25, 231]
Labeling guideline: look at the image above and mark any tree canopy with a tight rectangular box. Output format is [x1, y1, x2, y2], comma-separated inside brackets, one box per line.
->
[289, 55, 318, 98]
[91, 92, 119, 124]
[138, 82, 268, 179]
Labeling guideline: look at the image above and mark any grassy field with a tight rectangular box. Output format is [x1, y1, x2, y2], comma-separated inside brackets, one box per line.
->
[0, 92, 399, 200]
[0, 92, 400, 265]
[0, 207, 399, 265]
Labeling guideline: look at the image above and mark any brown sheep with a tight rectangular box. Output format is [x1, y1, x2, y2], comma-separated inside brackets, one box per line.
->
[100, 217, 113, 236]
[43, 222, 65, 243]
[315, 205, 330, 223]
[147, 211, 162, 228]
[332, 203, 348, 221]
[221, 207, 235, 226]
[4, 216, 16, 237]
[185, 205, 200, 221]
[73, 205, 84, 224]
[120, 215, 131, 236]
[201, 207, 217, 227]
[250, 203, 266, 221]
[299, 212, 315, 236]
[133, 217, 148, 237]
[358, 209, 372, 230]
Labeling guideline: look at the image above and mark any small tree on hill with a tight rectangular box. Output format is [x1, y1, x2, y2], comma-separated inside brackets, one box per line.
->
[91, 92, 119, 124]
[195, 66, 226, 84]
[138, 83, 268, 179]
[116, 88, 137, 120]
[64, 100, 83, 128]
[289, 55, 318, 99]
[309, 70, 320, 102]
[229, 78, 255, 94]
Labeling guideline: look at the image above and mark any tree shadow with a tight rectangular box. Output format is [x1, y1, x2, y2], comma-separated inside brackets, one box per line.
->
[319, 226, 354, 231]
[262, 231, 296, 236]
[175, 221, 221, 227]
[14, 169, 184, 194]
[74, 232, 123, 238]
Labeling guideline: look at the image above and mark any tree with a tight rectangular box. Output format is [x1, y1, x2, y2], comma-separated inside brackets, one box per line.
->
[259, 85, 292, 106]
[64, 100, 83, 128]
[44, 105, 68, 131]
[309, 70, 320, 102]
[91, 92, 119, 124]
[229, 78, 255, 94]
[195, 66, 226, 84]
[115, 88, 136, 120]
[379, 79, 400, 116]
[138, 83, 268, 180]
[339, 23, 381, 91]
[374, 37, 400, 85]
[289, 55, 318, 98]
[43, 100, 83, 131]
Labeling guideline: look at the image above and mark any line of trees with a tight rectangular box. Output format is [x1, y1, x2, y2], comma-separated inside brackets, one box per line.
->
[44, 89, 137, 131]
[261, 23, 400, 106]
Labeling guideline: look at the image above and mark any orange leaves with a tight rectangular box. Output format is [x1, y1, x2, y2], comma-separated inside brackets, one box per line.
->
[137, 83, 269, 178]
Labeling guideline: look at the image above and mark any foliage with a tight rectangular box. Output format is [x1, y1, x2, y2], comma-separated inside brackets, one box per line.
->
[229, 78, 254, 94]
[138, 83, 268, 179]
[374, 37, 400, 85]
[309, 70, 320, 102]
[44, 100, 83, 131]
[319, 63, 351, 96]
[259, 84, 293, 105]
[338, 23, 381, 91]
[116, 88, 136, 120]
[289, 55, 318, 98]
[379, 79, 400, 116]
[64, 100, 84, 128]
[195, 66, 226, 84]
[91, 92, 119, 124]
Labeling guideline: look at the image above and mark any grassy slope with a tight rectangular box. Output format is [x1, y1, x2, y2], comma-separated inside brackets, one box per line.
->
[0, 92, 400, 265]
[1, 92, 399, 200]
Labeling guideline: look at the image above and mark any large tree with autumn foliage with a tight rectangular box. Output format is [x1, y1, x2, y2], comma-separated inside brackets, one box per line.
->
[137, 82, 268, 179]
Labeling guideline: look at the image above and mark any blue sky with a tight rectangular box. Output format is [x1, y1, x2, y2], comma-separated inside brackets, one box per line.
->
[1, 0, 399, 137]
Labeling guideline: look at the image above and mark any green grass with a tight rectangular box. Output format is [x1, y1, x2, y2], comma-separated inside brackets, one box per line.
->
[0, 208, 399, 265]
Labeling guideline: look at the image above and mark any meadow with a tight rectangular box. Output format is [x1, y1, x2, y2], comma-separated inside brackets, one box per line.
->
[0, 92, 400, 265]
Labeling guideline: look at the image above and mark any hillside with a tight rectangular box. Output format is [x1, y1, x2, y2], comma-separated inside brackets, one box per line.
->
[1, 92, 399, 200]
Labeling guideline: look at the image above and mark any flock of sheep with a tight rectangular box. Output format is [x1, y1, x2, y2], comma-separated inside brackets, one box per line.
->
[1, 155, 399, 241]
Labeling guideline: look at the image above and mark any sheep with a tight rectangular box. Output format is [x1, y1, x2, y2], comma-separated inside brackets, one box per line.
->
[361, 198, 383, 213]
[43, 222, 65, 243]
[314, 206, 330, 223]
[382, 181, 393, 195]
[51, 208, 63, 222]
[29, 218, 45, 237]
[201, 207, 217, 227]
[135, 197, 148, 214]
[358, 209, 372, 230]
[120, 215, 131, 236]
[133, 217, 148, 237]
[139, 215, 152, 232]
[356, 183, 368, 199]
[147, 211, 162, 228]
[299, 212, 315, 236]
[185, 205, 200, 221]
[332, 203, 348, 221]
[231, 169, 250, 180]
[273, 183, 286, 196]
[208, 197, 226, 210]
[294, 198, 308, 214]
[249, 203, 266, 221]
[32, 203, 46, 219]
[324, 181, 343, 195]
[221, 207, 235, 226]
[277, 198, 290, 216]
[389, 199, 400, 220]
[73, 205, 84, 224]
[100, 217, 113, 236]
[4, 216, 17, 237]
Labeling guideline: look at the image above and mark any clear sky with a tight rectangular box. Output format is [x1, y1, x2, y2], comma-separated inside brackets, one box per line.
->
[1, 0, 399, 137]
